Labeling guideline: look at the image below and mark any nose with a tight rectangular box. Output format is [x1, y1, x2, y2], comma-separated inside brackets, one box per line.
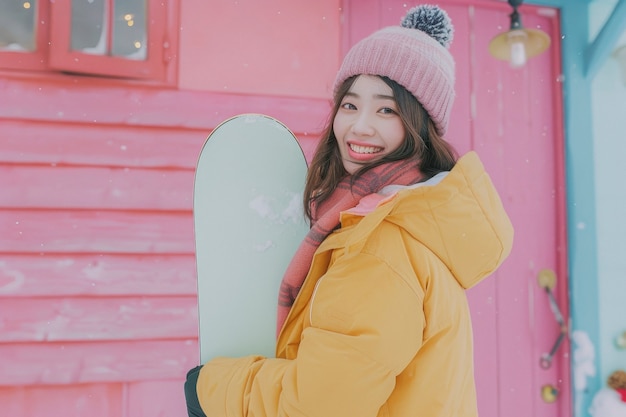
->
[351, 112, 375, 136]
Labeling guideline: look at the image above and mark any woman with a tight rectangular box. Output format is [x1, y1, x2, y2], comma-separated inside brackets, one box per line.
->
[186, 5, 514, 417]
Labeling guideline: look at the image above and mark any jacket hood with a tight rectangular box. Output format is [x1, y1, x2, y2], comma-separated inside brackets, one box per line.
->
[340, 151, 514, 289]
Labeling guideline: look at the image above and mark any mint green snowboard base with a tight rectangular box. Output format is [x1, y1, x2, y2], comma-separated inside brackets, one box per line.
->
[193, 114, 309, 364]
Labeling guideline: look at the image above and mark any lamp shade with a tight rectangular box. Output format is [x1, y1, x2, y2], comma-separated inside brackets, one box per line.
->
[489, 27, 551, 61]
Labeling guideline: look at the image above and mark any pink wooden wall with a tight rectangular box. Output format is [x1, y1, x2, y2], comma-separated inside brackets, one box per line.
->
[178, 0, 340, 98]
[0, 85, 329, 417]
[0, 0, 337, 414]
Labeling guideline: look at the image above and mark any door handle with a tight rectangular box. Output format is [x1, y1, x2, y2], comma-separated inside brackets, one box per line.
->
[537, 269, 568, 369]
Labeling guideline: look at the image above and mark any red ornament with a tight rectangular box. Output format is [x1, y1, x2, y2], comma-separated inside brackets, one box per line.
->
[616, 388, 626, 403]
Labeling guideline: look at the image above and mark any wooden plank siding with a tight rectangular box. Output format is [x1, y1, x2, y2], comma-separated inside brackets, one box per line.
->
[0, 254, 196, 296]
[0, 76, 328, 415]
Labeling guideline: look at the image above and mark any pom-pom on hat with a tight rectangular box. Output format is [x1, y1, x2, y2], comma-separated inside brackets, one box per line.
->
[333, 5, 455, 136]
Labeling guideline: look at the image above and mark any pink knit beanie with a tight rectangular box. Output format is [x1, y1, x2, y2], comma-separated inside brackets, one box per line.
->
[333, 5, 455, 136]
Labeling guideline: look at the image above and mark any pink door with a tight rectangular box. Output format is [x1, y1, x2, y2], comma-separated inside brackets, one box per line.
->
[344, 1, 570, 416]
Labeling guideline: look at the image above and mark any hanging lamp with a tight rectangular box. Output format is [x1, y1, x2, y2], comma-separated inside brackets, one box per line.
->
[488, 0, 551, 68]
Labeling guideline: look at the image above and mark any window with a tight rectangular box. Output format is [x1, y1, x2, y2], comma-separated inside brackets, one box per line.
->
[0, 0, 47, 70]
[0, 0, 176, 83]
[0, 1, 37, 52]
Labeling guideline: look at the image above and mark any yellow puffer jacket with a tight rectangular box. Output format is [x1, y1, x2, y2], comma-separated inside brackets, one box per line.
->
[197, 151, 514, 417]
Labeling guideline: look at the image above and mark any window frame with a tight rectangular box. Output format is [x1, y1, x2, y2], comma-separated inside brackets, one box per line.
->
[0, 0, 176, 84]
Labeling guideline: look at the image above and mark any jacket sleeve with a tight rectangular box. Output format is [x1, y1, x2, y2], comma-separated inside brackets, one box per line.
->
[196, 252, 425, 417]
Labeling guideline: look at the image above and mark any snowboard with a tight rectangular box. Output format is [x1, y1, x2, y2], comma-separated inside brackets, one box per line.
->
[193, 114, 309, 364]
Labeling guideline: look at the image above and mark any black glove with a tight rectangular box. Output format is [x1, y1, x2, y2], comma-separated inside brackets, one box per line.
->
[184, 365, 206, 417]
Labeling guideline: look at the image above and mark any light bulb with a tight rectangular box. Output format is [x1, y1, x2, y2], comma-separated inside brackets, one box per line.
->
[507, 30, 528, 68]
[509, 41, 527, 68]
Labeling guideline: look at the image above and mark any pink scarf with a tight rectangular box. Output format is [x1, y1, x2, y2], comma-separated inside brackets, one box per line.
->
[276, 159, 422, 335]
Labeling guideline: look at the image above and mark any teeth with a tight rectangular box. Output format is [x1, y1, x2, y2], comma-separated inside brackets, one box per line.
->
[350, 144, 381, 154]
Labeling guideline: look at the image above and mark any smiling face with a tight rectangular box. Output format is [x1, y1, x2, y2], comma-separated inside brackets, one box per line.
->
[332, 75, 406, 174]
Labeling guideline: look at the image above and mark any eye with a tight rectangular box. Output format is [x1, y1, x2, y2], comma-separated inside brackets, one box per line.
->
[379, 107, 397, 115]
[341, 102, 357, 110]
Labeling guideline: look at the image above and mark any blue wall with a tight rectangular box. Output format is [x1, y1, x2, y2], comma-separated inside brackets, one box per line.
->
[532, 0, 626, 416]
[589, 0, 626, 398]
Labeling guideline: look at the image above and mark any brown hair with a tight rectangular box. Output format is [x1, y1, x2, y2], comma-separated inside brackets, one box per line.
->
[303, 75, 458, 221]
